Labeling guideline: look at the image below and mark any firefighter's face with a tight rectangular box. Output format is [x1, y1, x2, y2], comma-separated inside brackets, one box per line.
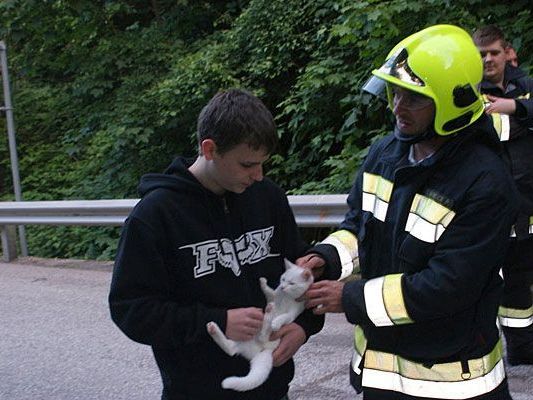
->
[392, 87, 436, 136]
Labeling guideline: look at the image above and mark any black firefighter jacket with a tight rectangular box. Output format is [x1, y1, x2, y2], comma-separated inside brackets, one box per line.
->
[480, 64, 533, 239]
[315, 115, 518, 365]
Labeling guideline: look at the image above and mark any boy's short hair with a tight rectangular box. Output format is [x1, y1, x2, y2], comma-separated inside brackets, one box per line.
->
[472, 25, 506, 47]
[196, 88, 278, 155]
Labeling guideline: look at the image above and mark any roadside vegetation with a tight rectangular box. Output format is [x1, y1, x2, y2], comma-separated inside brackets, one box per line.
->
[1, 0, 531, 259]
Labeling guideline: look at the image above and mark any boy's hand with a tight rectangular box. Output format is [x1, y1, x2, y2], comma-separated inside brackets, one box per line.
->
[226, 307, 264, 341]
[270, 323, 306, 366]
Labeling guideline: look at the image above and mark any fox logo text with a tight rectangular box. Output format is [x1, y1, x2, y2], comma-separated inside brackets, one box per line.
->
[179, 227, 277, 278]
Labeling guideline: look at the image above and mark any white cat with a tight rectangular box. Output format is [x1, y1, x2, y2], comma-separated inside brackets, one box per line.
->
[206, 258, 314, 392]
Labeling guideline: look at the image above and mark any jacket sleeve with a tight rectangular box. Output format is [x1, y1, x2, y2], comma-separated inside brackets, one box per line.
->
[276, 189, 325, 338]
[109, 216, 226, 348]
[514, 75, 533, 127]
[341, 171, 518, 327]
[307, 162, 365, 281]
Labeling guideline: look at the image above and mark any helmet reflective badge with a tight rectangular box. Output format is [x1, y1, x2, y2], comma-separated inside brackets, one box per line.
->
[363, 24, 484, 136]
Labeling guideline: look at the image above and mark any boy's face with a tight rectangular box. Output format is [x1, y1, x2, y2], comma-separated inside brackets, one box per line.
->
[208, 143, 269, 194]
[477, 40, 507, 84]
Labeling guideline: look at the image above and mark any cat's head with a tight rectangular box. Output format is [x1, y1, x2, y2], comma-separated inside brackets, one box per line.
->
[279, 258, 314, 298]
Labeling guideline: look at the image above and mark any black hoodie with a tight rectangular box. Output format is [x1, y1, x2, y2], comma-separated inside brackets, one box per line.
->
[109, 157, 324, 400]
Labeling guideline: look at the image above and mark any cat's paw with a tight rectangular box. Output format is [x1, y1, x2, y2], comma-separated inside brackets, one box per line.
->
[259, 277, 267, 287]
[265, 302, 274, 314]
[206, 322, 217, 335]
[271, 317, 283, 332]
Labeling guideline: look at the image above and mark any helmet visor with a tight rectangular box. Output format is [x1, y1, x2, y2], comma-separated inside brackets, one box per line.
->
[362, 75, 388, 102]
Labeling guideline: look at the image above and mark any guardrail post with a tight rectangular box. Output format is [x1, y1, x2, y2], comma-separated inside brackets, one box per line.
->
[1, 225, 17, 262]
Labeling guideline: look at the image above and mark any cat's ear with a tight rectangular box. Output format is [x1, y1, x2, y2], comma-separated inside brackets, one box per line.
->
[302, 268, 313, 281]
[283, 258, 295, 270]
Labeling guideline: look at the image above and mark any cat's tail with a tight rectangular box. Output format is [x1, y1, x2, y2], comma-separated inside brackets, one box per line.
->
[221, 349, 273, 392]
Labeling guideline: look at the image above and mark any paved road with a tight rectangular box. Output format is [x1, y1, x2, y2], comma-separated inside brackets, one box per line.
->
[0, 258, 531, 399]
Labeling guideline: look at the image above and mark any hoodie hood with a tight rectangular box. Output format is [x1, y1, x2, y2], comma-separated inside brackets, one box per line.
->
[138, 157, 201, 197]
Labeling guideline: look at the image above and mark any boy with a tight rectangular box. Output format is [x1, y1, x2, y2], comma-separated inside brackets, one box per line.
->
[109, 89, 323, 400]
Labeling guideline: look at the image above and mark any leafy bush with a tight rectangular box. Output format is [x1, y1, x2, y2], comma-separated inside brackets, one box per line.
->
[1, 0, 531, 259]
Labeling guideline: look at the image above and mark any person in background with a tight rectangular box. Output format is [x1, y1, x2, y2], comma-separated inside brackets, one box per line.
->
[473, 24, 533, 366]
[505, 41, 519, 67]
[298, 24, 518, 399]
[109, 88, 323, 400]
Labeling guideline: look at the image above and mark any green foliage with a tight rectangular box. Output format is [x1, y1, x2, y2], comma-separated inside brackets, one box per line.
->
[267, 0, 533, 193]
[0, 0, 532, 259]
[27, 225, 121, 260]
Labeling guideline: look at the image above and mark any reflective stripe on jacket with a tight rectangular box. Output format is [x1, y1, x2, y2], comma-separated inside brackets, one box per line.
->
[498, 305, 533, 328]
[313, 116, 518, 398]
[351, 326, 506, 399]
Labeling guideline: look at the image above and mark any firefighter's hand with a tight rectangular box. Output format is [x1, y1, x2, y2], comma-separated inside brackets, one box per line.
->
[304, 280, 345, 314]
[484, 95, 516, 115]
[296, 253, 326, 279]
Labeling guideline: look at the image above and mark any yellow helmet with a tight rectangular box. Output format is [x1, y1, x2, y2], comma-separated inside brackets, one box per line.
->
[363, 24, 484, 135]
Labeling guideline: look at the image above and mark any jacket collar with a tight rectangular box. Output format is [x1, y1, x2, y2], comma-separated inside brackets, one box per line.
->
[480, 64, 527, 94]
[379, 114, 498, 170]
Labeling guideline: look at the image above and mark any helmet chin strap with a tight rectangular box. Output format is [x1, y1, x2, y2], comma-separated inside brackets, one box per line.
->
[393, 124, 438, 144]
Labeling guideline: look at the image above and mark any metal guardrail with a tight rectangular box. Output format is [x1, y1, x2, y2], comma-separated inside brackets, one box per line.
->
[0, 195, 349, 261]
[0, 199, 138, 226]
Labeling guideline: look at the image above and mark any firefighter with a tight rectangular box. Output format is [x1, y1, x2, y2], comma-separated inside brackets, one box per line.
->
[473, 25, 533, 366]
[299, 24, 518, 399]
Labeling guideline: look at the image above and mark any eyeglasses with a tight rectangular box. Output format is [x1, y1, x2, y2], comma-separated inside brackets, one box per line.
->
[392, 88, 433, 110]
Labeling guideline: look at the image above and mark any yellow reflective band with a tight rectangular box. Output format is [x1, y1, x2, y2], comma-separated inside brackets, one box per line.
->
[499, 305, 533, 319]
[353, 325, 367, 355]
[321, 229, 359, 280]
[362, 173, 393, 222]
[491, 114, 505, 140]
[409, 194, 454, 224]
[383, 274, 413, 325]
[363, 274, 414, 327]
[489, 113, 510, 141]
[405, 194, 456, 243]
[351, 325, 367, 374]
[364, 276, 393, 326]
[499, 305, 533, 328]
[362, 340, 505, 399]
[364, 340, 502, 382]
[362, 172, 394, 201]
[483, 95, 512, 142]
[490, 113, 502, 135]
[329, 230, 358, 258]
